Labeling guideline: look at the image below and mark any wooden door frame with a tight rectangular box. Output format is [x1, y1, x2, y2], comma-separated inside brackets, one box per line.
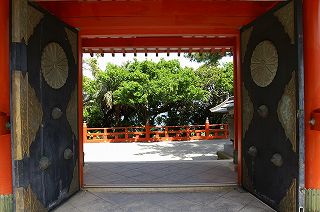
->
[76, 39, 244, 188]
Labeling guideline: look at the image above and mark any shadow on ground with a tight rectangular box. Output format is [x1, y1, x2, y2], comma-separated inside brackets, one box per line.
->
[133, 140, 226, 160]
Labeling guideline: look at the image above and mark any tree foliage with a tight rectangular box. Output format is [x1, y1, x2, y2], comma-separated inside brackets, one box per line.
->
[83, 55, 233, 127]
[191, 62, 234, 124]
[83, 58, 219, 127]
[184, 52, 232, 66]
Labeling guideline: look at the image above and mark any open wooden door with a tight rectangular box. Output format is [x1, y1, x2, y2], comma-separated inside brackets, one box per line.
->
[241, 1, 304, 211]
[12, 2, 79, 210]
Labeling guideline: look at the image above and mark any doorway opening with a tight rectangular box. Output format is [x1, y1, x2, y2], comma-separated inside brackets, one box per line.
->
[81, 49, 237, 187]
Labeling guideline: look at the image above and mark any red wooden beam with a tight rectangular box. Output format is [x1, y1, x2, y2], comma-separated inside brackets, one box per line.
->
[63, 16, 254, 30]
[79, 27, 239, 38]
[82, 37, 235, 49]
[83, 48, 232, 54]
[35, 1, 278, 37]
[35, 1, 277, 18]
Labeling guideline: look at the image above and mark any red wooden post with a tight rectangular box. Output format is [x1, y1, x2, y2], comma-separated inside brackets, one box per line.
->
[0, 1, 12, 203]
[175, 127, 179, 138]
[117, 130, 120, 141]
[186, 126, 190, 140]
[155, 128, 160, 139]
[205, 117, 210, 139]
[304, 0, 320, 207]
[145, 124, 151, 142]
[165, 127, 169, 140]
[125, 127, 128, 141]
[135, 132, 140, 140]
[83, 122, 87, 143]
[104, 128, 108, 142]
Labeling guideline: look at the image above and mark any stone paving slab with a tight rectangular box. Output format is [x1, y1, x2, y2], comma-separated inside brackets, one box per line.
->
[84, 140, 236, 186]
[84, 160, 237, 186]
[84, 139, 229, 162]
[53, 188, 276, 212]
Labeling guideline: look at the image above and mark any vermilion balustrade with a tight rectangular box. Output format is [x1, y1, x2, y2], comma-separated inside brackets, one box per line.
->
[83, 121, 228, 143]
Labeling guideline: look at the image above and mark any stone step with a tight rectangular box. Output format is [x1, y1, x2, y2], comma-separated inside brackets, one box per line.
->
[84, 183, 237, 193]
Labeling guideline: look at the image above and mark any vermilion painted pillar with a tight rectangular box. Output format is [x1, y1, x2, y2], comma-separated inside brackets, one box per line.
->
[304, 0, 320, 210]
[0, 0, 13, 210]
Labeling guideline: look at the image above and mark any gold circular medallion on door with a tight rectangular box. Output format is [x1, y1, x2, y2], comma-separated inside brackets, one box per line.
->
[250, 40, 278, 87]
[41, 42, 68, 89]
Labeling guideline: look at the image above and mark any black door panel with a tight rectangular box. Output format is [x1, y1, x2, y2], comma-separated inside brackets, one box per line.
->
[241, 1, 299, 211]
[14, 3, 79, 210]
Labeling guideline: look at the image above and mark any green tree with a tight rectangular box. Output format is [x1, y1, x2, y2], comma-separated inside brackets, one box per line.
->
[83, 58, 209, 127]
[184, 52, 232, 66]
[191, 62, 234, 124]
[83, 75, 104, 127]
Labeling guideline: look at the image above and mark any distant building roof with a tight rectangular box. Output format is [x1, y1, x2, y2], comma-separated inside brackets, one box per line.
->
[210, 96, 234, 113]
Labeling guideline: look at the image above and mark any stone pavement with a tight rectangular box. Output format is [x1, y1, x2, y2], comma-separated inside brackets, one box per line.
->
[84, 139, 229, 162]
[55, 140, 276, 211]
[84, 140, 235, 186]
[84, 160, 236, 186]
[53, 188, 275, 212]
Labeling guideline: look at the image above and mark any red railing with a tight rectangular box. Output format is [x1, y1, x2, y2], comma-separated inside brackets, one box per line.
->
[83, 121, 228, 143]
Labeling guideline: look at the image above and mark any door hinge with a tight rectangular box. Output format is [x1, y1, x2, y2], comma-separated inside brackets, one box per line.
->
[297, 109, 304, 119]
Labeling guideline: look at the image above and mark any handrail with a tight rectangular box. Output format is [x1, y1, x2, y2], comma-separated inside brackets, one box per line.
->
[83, 121, 228, 143]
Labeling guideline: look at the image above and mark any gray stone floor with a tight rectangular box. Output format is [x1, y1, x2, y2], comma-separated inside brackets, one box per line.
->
[84, 160, 237, 186]
[53, 188, 275, 212]
[60, 140, 276, 211]
[84, 140, 229, 162]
